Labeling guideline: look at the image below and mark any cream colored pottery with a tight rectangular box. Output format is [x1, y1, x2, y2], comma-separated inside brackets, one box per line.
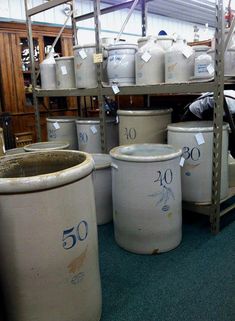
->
[117, 109, 172, 145]
[165, 38, 194, 83]
[92, 154, 112, 225]
[73, 44, 97, 89]
[136, 38, 165, 85]
[168, 121, 229, 203]
[0, 150, 102, 321]
[23, 141, 70, 152]
[110, 144, 182, 254]
[76, 118, 118, 153]
[55, 56, 76, 89]
[107, 43, 138, 85]
[228, 152, 235, 187]
[47, 116, 78, 150]
[5, 147, 25, 155]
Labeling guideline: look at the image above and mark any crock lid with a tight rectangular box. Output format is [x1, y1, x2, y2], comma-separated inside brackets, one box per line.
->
[110, 144, 182, 163]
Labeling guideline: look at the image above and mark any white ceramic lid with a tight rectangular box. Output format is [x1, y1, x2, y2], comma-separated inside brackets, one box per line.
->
[23, 141, 70, 152]
[110, 144, 182, 162]
[117, 109, 173, 116]
[47, 116, 77, 123]
[168, 121, 229, 132]
[108, 43, 138, 51]
[55, 56, 74, 61]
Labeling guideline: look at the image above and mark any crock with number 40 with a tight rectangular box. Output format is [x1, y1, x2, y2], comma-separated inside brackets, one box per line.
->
[110, 144, 182, 254]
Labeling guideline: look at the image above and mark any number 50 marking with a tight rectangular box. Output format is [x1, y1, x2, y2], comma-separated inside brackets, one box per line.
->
[63, 220, 88, 250]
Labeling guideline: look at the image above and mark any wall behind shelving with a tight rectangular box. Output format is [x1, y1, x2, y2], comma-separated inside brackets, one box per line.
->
[0, 0, 214, 44]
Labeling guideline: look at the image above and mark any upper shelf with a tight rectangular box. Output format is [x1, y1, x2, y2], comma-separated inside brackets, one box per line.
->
[34, 81, 216, 97]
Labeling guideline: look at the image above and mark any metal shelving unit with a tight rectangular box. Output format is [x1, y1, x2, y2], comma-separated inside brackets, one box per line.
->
[25, 0, 235, 234]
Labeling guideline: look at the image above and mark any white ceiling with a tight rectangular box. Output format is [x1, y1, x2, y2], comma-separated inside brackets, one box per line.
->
[101, 0, 216, 27]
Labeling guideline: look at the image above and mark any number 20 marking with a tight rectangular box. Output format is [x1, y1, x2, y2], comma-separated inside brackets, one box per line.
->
[63, 220, 88, 250]
[154, 169, 173, 186]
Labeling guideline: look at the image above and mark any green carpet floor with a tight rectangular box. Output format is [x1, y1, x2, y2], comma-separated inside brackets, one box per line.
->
[98, 213, 235, 321]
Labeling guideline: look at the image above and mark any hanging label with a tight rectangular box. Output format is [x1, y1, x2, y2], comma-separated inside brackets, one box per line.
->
[90, 126, 98, 134]
[79, 49, 87, 59]
[141, 51, 152, 62]
[93, 53, 103, 63]
[111, 163, 118, 170]
[53, 122, 60, 130]
[61, 65, 67, 75]
[179, 157, 185, 167]
[182, 46, 193, 59]
[116, 115, 119, 124]
[112, 85, 120, 95]
[195, 133, 205, 145]
[207, 64, 214, 75]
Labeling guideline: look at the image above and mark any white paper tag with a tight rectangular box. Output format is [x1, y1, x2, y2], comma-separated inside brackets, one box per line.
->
[116, 115, 119, 124]
[112, 85, 120, 95]
[90, 126, 97, 134]
[61, 65, 67, 75]
[179, 157, 185, 167]
[53, 122, 60, 130]
[111, 163, 118, 170]
[195, 133, 205, 145]
[207, 64, 214, 75]
[79, 49, 87, 59]
[182, 46, 193, 59]
[141, 51, 152, 62]
[93, 53, 103, 63]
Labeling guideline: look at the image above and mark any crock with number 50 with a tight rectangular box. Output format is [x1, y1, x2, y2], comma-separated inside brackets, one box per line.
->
[0, 150, 102, 321]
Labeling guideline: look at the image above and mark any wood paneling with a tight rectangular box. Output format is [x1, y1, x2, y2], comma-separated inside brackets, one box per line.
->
[0, 21, 76, 142]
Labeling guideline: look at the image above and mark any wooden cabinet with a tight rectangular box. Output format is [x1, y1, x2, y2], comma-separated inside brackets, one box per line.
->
[0, 21, 78, 143]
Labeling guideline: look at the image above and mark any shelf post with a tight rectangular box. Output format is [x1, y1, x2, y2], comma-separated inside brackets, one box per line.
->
[93, 0, 107, 153]
[211, 0, 224, 234]
[24, 0, 42, 142]
[141, 0, 147, 36]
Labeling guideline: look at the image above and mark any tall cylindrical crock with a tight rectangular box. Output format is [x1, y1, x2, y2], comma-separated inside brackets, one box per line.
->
[110, 144, 182, 254]
[47, 116, 78, 150]
[76, 118, 118, 153]
[92, 154, 113, 225]
[0, 150, 102, 321]
[167, 121, 229, 203]
[117, 109, 172, 145]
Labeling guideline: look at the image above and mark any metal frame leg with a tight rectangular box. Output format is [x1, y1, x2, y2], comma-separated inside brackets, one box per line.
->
[211, 0, 224, 234]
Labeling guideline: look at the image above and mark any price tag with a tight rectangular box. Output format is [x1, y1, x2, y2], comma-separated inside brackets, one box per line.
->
[111, 163, 118, 170]
[182, 46, 193, 59]
[53, 122, 60, 130]
[179, 157, 185, 167]
[112, 85, 120, 95]
[61, 65, 67, 75]
[116, 115, 119, 124]
[93, 53, 103, 63]
[90, 126, 97, 134]
[207, 64, 214, 75]
[141, 51, 152, 62]
[195, 133, 205, 145]
[79, 49, 87, 59]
